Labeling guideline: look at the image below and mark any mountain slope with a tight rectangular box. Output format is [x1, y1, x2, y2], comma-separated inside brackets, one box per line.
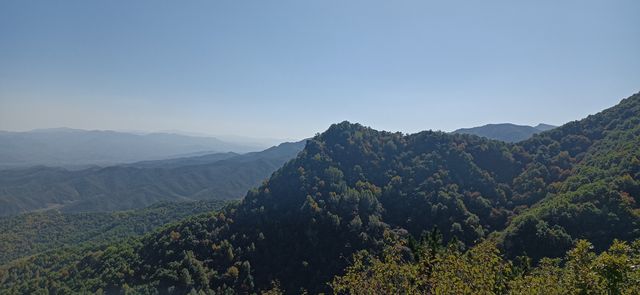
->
[453, 123, 556, 142]
[0, 124, 529, 293]
[124, 152, 240, 169]
[500, 94, 640, 259]
[0, 200, 230, 265]
[0, 141, 306, 216]
[1, 93, 638, 294]
[0, 128, 267, 168]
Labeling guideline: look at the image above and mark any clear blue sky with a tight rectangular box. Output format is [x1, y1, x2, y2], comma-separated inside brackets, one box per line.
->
[1, 0, 638, 140]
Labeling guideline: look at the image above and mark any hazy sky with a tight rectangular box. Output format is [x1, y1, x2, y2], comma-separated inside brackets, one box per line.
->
[1, 0, 639, 140]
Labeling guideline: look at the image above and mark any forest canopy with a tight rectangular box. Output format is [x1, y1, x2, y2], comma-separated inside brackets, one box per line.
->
[1, 93, 639, 294]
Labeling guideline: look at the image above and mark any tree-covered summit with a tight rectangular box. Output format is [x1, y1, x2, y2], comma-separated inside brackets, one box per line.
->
[1, 92, 639, 294]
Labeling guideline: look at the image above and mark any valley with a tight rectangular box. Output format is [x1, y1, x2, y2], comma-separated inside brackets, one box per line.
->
[1, 92, 638, 294]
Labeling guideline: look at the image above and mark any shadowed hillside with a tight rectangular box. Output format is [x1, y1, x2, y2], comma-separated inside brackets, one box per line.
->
[1, 93, 638, 294]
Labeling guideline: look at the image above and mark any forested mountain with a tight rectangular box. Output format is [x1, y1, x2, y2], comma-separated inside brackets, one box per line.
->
[501, 95, 640, 260]
[0, 128, 267, 168]
[0, 141, 306, 216]
[0, 93, 638, 294]
[0, 200, 230, 265]
[453, 123, 556, 142]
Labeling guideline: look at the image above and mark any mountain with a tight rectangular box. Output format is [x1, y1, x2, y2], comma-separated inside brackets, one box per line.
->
[534, 123, 556, 131]
[500, 95, 640, 260]
[0, 93, 638, 294]
[124, 152, 240, 169]
[0, 200, 230, 265]
[0, 128, 268, 168]
[0, 140, 306, 216]
[453, 123, 556, 142]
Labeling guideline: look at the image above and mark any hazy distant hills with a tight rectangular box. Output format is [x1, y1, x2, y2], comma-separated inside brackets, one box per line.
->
[1, 93, 639, 294]
[0, 128, 269, 168]
[124, 152, 240, 169]
[0, 140, 306, 216]
[0, 125, 554, 168]
[4, 93, 637, 293]
[453, 123, 556, 142]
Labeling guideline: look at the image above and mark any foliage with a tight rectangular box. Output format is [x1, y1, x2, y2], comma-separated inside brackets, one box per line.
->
[1, 93, 639, 294]
[0, 200, 229, 264]
[502, 93, 640, 259]
[332, 237, 640, 295]
[0, 141, 304, 216]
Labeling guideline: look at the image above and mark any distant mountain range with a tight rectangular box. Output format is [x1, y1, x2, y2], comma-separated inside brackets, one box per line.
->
[0, 140, 306, 216]
[0, 128, 271, 168]
[452, 123, 556, 142]
[3, 92, 637, 293]
[0, 124, 552, 168]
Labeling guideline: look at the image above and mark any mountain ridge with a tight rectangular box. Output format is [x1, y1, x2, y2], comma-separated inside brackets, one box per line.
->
[0, 129, 270, 168]
[0, 140, 307, 216]
[1, 92, 638, 294]
[453, 122, 557, 142]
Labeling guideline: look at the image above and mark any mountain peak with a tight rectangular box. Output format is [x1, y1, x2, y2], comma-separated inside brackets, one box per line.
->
[2, 92, 640, 294]
[453, 123, 555, 142]
[534, 123, 556, 131]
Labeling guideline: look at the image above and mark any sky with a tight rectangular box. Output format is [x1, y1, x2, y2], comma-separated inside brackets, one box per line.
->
[1, 0, 639, 140]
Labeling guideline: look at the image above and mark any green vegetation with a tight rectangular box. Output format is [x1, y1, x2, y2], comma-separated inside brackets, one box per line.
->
[502, 94, 640, 259]
[332, 232, 640, 294]
[0, 200, 230, 264]
[0, 93, 638, 294]
[0, 141, 305, 216]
